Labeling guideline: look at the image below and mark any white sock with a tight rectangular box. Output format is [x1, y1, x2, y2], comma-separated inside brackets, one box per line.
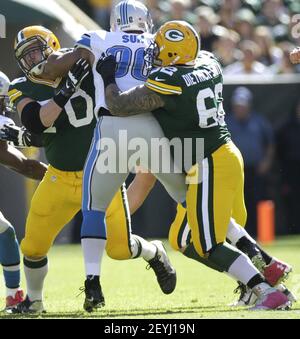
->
[24, 257, 48, 301]
[130, 235, 157, 261]
[6, 287, 19, 298]
[227, 253, 261, 286]
[227, 218, 256, 246]
[81, 238, 106, 276]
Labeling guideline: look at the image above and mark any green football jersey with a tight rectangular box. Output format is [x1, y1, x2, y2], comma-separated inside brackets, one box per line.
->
[9, 72, 96, 172]
[146, 51, 231, 170]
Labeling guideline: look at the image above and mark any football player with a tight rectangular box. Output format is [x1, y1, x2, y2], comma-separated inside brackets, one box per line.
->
[97, 20, 291, 310]
[7, 21, 178, 313]
[30, 0, 187, 312]
[0, 70, 47, 311]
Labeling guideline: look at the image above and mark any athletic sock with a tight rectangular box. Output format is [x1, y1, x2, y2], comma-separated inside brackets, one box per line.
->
[183, 243, 224, 272]
[81, 238, 106, 276]
[130, 235, 157, 261]
[24, 257, 48, 301]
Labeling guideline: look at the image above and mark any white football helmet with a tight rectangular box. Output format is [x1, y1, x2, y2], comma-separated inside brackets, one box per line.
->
[110, 0, 153, 33]
[0, 71, 10, 98]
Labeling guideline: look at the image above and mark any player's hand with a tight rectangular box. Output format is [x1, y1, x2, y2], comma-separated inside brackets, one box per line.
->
[61, 58, 90, 97]
[96, 54, 117, 87]
[53, 58, 90, 108]
[0, 124, 34, 147]
[290, 47, 300, 64]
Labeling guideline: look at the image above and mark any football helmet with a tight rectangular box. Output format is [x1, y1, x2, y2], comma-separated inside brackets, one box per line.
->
[110, 0, 153, 33]
[0, 71, 10, 114]
[150, 20, 200, 67]
[14, 26, 60, 78]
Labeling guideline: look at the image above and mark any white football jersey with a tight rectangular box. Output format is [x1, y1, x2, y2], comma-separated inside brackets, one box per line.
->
[75, 30, 153, 116]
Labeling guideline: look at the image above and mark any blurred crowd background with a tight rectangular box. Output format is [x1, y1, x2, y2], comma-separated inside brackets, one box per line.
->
[73, 0, 300, 74]
[1, 0, 300, 241]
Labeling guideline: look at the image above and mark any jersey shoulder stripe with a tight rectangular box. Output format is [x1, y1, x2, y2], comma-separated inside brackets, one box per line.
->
[75, 33, 92, 51]
[145, 79, 182, 95]
[8, 89, 23, 104]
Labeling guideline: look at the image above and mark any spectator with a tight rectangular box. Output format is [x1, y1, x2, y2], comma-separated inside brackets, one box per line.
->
[227, 87, 275, 236]
[213, 27, 241, 67]
[194, 6, 220, 52]
[234, 8, 256, 40]
[218, 0, 242, 29]
[161, 0, 197, 25]
[223, 40, 270, 75]
[257, 0, 290, 28]
[253, 25, 282, 66]
[276, 98, 300, 234]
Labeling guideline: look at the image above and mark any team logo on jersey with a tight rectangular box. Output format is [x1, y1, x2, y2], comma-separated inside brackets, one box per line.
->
[165, 29, 184, 42]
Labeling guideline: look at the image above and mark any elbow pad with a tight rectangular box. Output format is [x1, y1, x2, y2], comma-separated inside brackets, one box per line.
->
[21, 102, 47, 134]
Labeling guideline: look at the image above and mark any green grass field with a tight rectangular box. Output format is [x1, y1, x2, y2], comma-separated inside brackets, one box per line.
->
[1, 236, 300, 319]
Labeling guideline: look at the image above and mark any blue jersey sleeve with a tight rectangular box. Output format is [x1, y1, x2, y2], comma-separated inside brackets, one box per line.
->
[74, 33, 92, 51]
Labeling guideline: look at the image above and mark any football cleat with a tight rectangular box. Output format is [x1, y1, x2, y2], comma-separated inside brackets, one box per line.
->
[277, 284, 297, 304]
[230, 282, 257, 307]
[82, 276, 105, 313]
[250, 288, 291, 311]
[5, 289, 24, 311]
[146, 240, 177, 295]
[9, 295, 45, 314]
[263, 258, 292, 286]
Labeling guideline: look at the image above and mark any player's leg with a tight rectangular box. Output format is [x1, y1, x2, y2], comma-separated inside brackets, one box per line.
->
[106, 184, 176, 294]
[186, 143, 290, 310]
[16, 167, 81, 313]
[0, 211, 23, 310]
[81, 117, 129, 312]
[168, 204, 223, 272]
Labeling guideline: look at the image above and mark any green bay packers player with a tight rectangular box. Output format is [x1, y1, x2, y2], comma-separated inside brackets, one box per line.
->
[8, 25, 176, 314]
[97, 20, 291, 310]
[0, 70, 47, 311]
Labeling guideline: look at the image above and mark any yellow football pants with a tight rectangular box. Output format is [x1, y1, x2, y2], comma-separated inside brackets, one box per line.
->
[21, 165, 132, 259]
[186, 141, 247, 257]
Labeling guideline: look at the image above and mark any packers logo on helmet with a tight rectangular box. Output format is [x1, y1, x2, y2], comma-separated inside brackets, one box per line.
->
[152, 21, 200, 67]
[14, 26, 60, 83]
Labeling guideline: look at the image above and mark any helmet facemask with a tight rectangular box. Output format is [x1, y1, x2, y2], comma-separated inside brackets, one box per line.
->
[15, 35, 55, 77]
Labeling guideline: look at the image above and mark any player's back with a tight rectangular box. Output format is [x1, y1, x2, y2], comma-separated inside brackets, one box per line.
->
[76, 30, 153, 113]
[147, 51, 231, 160]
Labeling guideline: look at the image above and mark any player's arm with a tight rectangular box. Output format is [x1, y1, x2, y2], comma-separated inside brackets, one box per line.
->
[12, 59, 90, 134]
[290, 47, 300, 64]
[127, 169, 157, 215]
[0, 140, 47, 180]
[43, 48, 95, 79]
[105, 84, 165, 116]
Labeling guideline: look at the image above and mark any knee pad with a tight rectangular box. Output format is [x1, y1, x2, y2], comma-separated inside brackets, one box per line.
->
[20, 238, 48, 258]
[106, 243, 131, 260]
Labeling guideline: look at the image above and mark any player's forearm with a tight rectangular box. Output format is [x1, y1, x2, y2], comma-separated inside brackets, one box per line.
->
[43, 49, 94, 78]
[0, 142, 47, 180]
[105, 84, 165, 116]
[39, 101, 63, 128]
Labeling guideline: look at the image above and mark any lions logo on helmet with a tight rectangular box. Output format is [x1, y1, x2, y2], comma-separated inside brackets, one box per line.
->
[151, 21, 200, 67]
[14, 26, 60, 85]
[110, 0, 153, 33]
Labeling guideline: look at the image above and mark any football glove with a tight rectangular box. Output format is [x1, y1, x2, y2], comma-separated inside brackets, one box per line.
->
[96, 54, 117, 88]
[53, 58, 90, 108]
[0, 124, 43, 147]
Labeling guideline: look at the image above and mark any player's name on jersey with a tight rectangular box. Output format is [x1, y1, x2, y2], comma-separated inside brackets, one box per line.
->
[182, 69, 214, 87]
